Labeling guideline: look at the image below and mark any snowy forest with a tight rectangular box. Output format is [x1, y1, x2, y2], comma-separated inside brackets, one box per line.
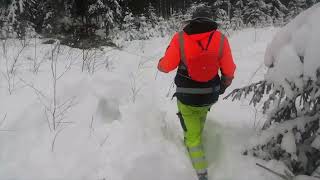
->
[1, 1, 320, 180]
[0, 0, 319, 47]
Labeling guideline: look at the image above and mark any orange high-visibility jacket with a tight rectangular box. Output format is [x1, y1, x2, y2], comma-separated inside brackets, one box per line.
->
[158, 30, 236, 80]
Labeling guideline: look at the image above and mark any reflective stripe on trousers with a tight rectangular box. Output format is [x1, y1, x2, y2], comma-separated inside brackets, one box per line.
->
[177, 100, 211, 173]
[188, 145, 208, 171]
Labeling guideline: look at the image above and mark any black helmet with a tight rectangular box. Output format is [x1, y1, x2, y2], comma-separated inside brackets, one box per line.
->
[192, 6, 213, 19]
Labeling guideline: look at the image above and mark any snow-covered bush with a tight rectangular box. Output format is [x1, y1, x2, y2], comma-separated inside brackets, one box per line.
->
[226, 3, 320, 176]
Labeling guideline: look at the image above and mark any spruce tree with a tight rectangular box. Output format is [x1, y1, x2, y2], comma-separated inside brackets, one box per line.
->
[19, 0, 50, 32]
[213, 0, 231, 24]
[267, 0, 288, 26]
[286, 0, 307, 21]
[231, 0, 244, 30]
[146, 2, 158, 28]
[242, 0, 271, 27]
[88, 0, 122, 37]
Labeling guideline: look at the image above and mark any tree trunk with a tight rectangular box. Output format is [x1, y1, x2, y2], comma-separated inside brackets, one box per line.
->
[105, 20, 109, 37]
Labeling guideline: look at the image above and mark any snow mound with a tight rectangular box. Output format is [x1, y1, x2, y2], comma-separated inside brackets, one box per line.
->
[264, 3, 320, 98]
[281, 130, 297, 155]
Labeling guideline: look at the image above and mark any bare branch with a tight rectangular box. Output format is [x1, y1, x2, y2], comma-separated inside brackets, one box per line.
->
[55, 98, 76, 129]
[100, 134, 109, 147]
[90, 116, 94, 129]
[56, 97, 76, 110]
[44, 109, 52, 132]
[51, 127, 67, 152]
[256, 163, 292, 180]
[0, 113, 7, 127]
[10, 39, 27, 74]
[18, 77, 49, 100]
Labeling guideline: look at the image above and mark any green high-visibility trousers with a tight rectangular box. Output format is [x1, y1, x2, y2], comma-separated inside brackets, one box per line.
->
[177, 100, 211, 174]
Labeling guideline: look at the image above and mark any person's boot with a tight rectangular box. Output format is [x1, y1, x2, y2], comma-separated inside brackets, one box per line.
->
[197, 172, 208, 180]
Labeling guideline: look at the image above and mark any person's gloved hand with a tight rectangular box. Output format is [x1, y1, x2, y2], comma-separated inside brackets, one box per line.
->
[219, 76, 233, 95]
[219, 84, 227, 95]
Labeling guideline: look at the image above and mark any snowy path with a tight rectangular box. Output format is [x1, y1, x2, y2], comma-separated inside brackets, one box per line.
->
[120, 27, 281, 180]
[206, 28, 280, 180]
[199, 28, 279, 180]
[148, 27, 281, 180]
[0, 28, 282, 180]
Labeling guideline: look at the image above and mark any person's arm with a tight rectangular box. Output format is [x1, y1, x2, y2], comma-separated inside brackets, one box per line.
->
[157, 33, 181, 73]
[219, 35, 236, 94]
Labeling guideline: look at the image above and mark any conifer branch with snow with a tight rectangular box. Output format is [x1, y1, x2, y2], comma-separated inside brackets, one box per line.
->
[226, 3, 320, 176]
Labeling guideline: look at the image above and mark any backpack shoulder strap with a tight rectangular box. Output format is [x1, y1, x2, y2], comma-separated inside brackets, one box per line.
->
[197, 41, 205, 50]
[218, 33, 225, 59]
[205, 31, 215, 51]
[178, 31, 187, 68]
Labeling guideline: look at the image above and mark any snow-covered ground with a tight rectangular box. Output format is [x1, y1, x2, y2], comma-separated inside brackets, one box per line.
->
[0, 27, 290, 180]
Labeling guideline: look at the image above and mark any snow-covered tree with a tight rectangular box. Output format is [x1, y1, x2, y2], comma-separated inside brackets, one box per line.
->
[231, 0, 244, 30]
[213, 0, 231, 30]
[5, 0, 39, 38]
[121, 12, 137, 41]
[286, 0, 307, 21]
[18, 0, 51, 32]
[137, 15, 150, 40]
[7, 0, 24, 23]
[307, 0, 320, 7]
[2, 0, 319, 43]
[243, 0, 271, 27]
[146, 2, 158, 28]
[264, 0, 288, 26]
[5, 0, 70, 35]
[88, 0, 122, 37]
[226, 4, 320, 176]
[0, 1, 8, 22]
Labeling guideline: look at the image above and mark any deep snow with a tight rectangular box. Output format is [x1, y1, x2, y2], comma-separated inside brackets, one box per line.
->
[264, 3, 320, 98]
[0, 27, 295, 180]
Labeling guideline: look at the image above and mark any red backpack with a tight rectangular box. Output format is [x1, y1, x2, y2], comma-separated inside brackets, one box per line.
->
[178, 31, 224, 82]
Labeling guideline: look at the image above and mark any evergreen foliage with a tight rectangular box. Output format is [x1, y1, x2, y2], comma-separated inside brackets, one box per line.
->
[0, 0, 319, 43]
[226, 77, 320, 175]
[231, 0, 244, 30]
[242, 0, 271, 27]
[286, 0, 308, 21]
[225, 49, 320, 176]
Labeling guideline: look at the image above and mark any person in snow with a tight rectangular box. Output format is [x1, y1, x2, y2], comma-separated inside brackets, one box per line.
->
[157, 6, 236, 180]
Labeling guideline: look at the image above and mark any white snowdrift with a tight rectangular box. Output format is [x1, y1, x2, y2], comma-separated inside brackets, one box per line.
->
[264, 3, 320, 98]
[0, 27, 283, 180]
